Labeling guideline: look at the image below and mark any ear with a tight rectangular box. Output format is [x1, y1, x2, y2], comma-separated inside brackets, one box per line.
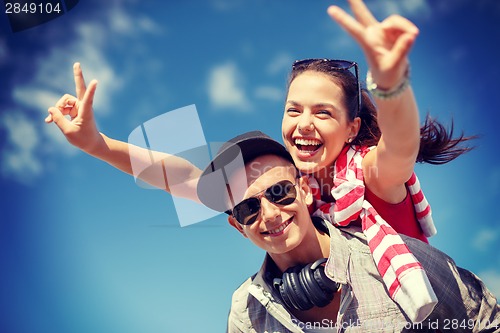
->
[298, 175, 314, 206]
[349, 116, 361, 138]
[228, 215, 247, 238]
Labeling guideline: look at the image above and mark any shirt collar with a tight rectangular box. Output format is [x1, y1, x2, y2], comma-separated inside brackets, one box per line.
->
[254, 217, 351, 287]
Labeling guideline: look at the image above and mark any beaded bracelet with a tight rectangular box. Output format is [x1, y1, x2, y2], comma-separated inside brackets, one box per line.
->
[366, 66, 410, 100]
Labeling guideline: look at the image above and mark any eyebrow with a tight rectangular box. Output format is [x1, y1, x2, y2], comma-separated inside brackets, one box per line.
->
[286, 100, 340, 113]
[245, 177, 296, 199]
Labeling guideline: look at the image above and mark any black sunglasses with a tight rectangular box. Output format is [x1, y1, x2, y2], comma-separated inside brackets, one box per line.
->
[231, 179, 298, 226]
[292, 59, 361, 115]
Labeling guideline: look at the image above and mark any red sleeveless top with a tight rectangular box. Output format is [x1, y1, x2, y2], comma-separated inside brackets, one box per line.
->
[365, 186, 428, 243]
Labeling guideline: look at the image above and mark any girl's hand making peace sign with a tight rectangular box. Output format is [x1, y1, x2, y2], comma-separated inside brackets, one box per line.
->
[328, 0, 418, 90]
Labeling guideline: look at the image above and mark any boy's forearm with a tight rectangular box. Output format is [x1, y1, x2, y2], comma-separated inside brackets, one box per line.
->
[87, 133, 202, 200]
[87, 133, 135, 175]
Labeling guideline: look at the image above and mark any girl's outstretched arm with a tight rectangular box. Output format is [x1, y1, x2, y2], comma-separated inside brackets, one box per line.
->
[328, 0, 420, 203]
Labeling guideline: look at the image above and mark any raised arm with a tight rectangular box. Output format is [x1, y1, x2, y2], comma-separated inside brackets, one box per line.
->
[45, 63, 201, 202]
[329, 0, 420, 203]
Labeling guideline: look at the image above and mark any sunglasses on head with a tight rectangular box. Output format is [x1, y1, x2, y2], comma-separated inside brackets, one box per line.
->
[231, 179, 298, 226]
[292, 59, 361, 115]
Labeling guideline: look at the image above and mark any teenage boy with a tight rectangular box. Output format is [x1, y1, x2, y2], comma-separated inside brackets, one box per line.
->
[197, 131, 500, 333]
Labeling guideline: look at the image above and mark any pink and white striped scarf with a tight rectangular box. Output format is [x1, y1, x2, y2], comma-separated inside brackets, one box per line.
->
[310, 145, 438, 323]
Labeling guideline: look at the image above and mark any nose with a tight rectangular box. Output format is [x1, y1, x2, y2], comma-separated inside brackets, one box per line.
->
[259, 197, 280, 223]
[297, 112, 314, 133]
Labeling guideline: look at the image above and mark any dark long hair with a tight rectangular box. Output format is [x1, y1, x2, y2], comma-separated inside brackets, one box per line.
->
[288, 60, 476, 164]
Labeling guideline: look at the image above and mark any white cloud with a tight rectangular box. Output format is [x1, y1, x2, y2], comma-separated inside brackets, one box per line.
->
[41, 123, 78, 156]
[13, 23, 121, 118]
[0, 112, 42, 184]
[399, 0, 431, 17]
[2, 3, 162, 184]
[59, 23, 121, 113]
[13, 87, 61, 113]
[370, 0, 431, 20]
[6, 22, 122, 182]
[207, 62, 250, 111]
[109, 8, 134, 34]
[15, 4, 162, 117]
[267, 53, 294, 76]
[137, 16, 164, 35]
[472, 228, 499, 252]
[477, 269, 500, 299]
[254, 86, 283, 102]
[108, 8, 164, 36]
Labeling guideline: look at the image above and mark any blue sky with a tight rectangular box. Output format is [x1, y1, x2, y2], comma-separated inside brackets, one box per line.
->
[1, 0, 499, 332]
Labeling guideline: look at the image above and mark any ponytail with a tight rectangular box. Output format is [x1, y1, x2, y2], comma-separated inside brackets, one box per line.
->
[355, 90, 476, 164]
[417, 115, 477, 164]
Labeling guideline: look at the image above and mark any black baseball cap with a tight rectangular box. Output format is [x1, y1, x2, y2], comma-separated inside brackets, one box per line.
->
[196, 131, 293, 213]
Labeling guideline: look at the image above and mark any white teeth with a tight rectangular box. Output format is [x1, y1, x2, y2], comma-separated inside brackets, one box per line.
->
[268, 219, 292, 234]
[295, 138, 322, 146]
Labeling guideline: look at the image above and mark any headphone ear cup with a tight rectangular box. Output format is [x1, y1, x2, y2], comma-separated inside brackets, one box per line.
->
[273, 259, 340, 311]
[275, 278, 295, 310]
[300, 263, 332, 308]
[313, 264, 340, 295]
[273, 268, 303, 311]
[283, 265, 314, 311]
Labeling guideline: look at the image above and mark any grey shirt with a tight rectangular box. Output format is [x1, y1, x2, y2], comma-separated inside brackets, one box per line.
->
[227, 219, 500, 332]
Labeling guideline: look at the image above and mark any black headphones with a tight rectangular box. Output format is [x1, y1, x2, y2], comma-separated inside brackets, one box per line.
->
[273, 258, 340, 311]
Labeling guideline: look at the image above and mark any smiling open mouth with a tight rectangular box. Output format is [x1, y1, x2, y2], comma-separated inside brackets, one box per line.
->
[294, 138, 323, 153]
[262, 217, 293, 235]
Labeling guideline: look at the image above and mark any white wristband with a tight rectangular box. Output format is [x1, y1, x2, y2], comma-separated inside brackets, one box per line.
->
[366, 66, 410, 100]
